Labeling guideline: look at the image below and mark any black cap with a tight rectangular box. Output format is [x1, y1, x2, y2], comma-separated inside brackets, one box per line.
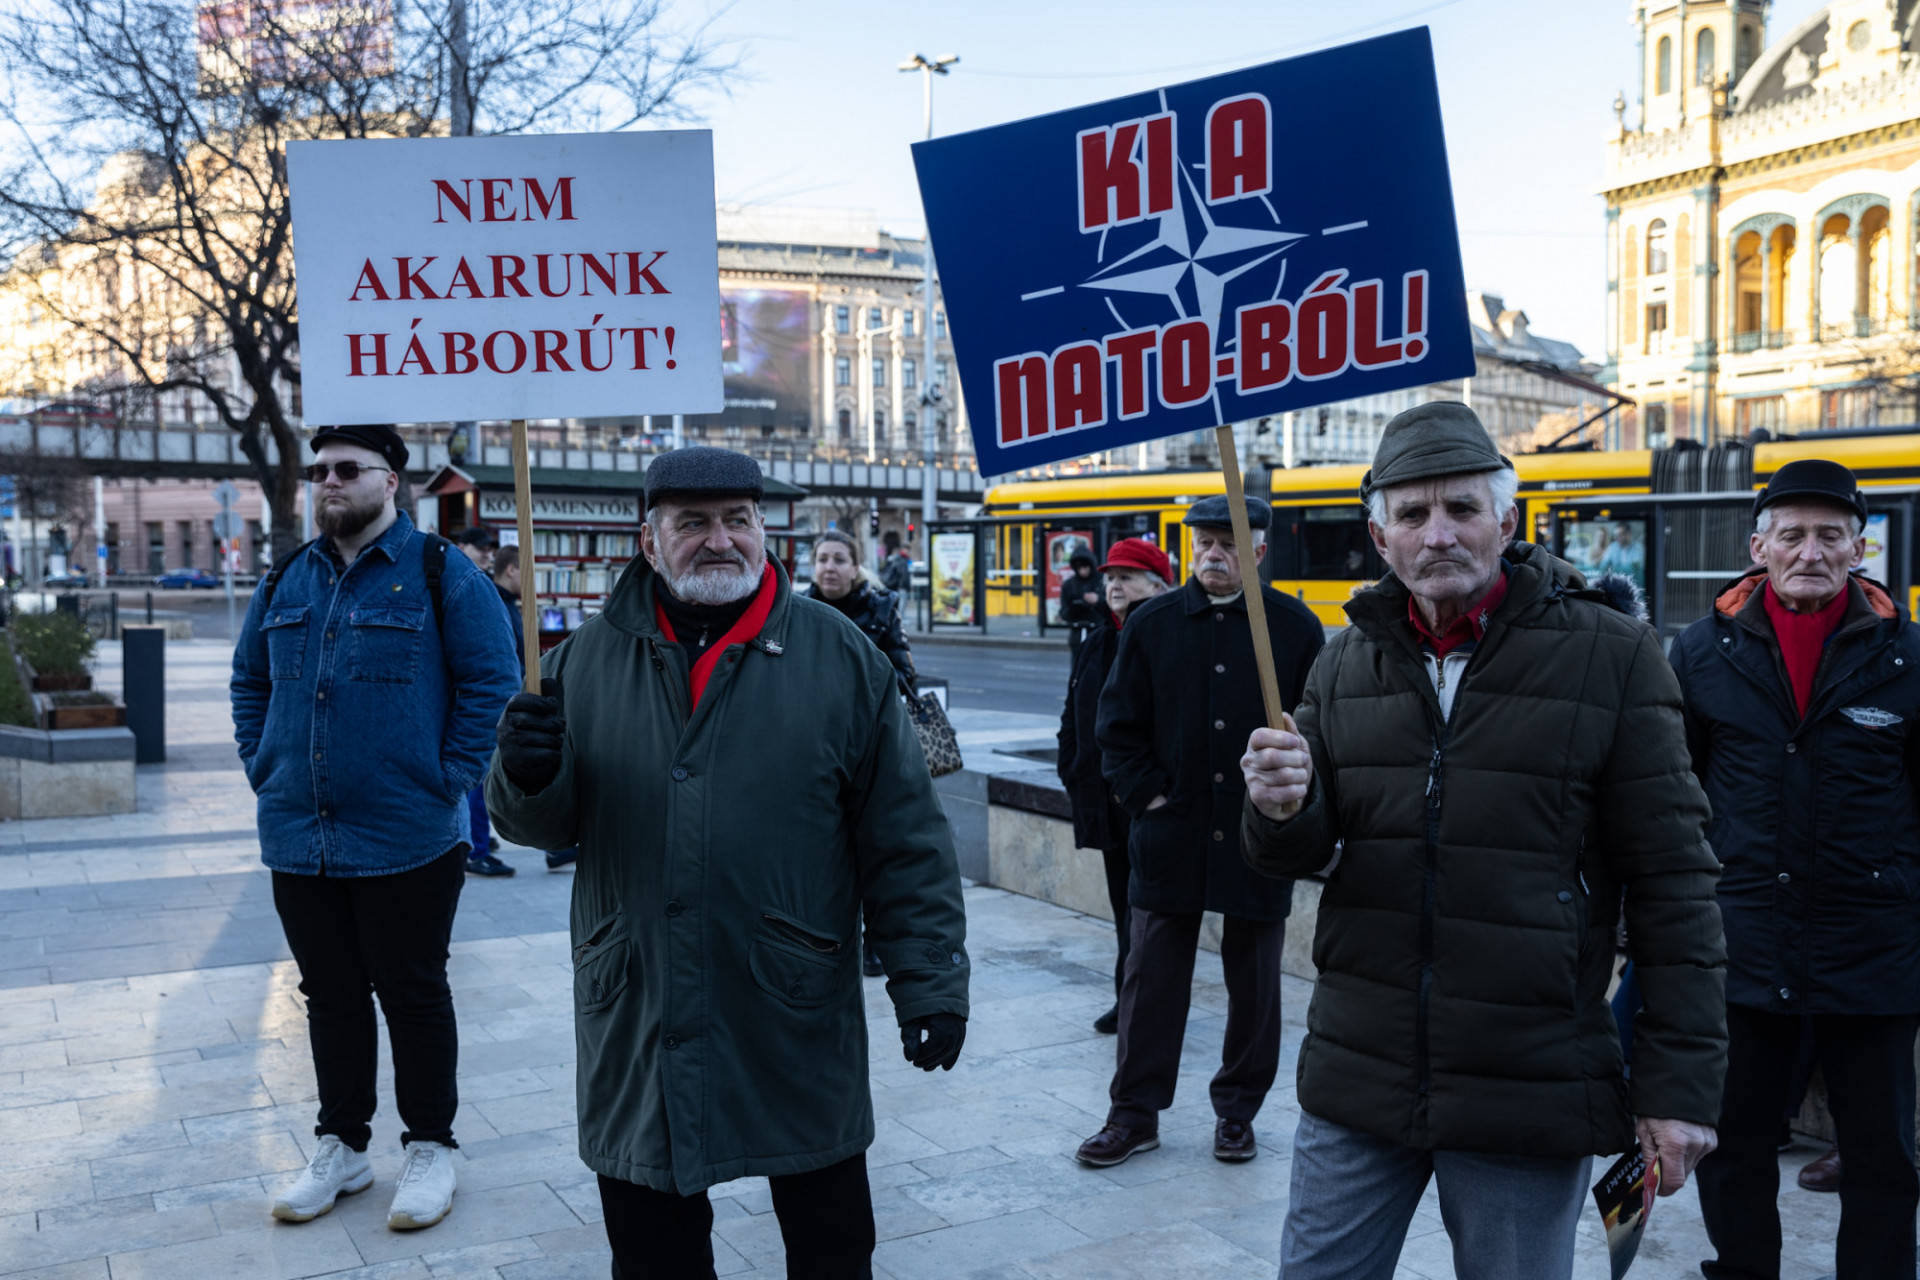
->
[1183, 494, 1271, 531]
[311, 423, 410, 472]
[1754, 458, 1867, 525]
[451, 525, 497, 549]
[644, 446, 765, 510]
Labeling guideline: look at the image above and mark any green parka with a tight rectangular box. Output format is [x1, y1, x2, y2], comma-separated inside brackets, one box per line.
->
[1240, 543, 1726, 1157]
[486, 555, 969, 1194]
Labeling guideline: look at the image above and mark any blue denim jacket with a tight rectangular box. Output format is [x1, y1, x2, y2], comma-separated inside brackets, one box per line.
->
[231, 513, 521, 876]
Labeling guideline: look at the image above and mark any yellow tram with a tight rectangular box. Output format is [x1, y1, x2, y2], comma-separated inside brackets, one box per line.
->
[976, 429, 1920, 636]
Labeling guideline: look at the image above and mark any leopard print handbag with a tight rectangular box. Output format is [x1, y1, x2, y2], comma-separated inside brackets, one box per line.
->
[905, 690, 964, 778]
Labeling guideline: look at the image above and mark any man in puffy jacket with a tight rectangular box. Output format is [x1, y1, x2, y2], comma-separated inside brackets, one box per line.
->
[1671, 458, 1920, 1280]
[1240, 402, 1726, 1280]
[487, 447, 968, 1280]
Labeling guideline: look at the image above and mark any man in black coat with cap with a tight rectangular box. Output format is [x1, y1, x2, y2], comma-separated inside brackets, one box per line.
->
[1074, 496, 1323, 1168]
[1673, 459, 1920, 1280]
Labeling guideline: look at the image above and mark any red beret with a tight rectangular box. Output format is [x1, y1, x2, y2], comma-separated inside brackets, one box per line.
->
[1100, 537, 1172, 583]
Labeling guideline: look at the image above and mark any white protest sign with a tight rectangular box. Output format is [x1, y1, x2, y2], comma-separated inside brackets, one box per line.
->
[288, 131, 722, 424]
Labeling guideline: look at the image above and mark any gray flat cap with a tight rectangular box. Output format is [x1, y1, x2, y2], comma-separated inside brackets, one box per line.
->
[644, 446, 765, 510]
[1360, 402, 1509, 501]
[1183, 495, 1272, 531]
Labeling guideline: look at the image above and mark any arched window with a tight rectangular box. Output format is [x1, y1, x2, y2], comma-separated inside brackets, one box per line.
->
[1737, 24, 1757, 78]
[1696, 27, 1715, 86]
[1647, 219, 1670, 275]
[1656, 36, 1673, 94]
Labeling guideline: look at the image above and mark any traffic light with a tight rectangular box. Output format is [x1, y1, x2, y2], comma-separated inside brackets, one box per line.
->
[869, 511, 881, 537]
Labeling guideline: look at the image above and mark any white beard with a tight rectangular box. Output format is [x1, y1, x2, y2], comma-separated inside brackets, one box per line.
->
[659, 552, 764, 604]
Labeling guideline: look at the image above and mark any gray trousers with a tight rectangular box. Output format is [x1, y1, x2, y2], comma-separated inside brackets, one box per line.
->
[1280, 1110, 1593, 1280]
[1107, 908, 1285, 1131]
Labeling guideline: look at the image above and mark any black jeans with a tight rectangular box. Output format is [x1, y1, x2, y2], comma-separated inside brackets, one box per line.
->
[1099, 839, 1131, 1000]
[1108, 908, 1285, 1131]
[272, 848, 466, 1151]
[1698, 1005, 1919, 1280]
[599, 1154, 875, 1280]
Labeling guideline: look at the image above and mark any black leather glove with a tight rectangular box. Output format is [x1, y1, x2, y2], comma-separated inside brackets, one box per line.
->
[496, 677, 565, 795]
[901, 1013, 966, 1072]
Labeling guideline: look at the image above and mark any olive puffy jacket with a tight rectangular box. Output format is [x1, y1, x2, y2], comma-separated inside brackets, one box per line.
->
[1241, 543, 1726, 1157]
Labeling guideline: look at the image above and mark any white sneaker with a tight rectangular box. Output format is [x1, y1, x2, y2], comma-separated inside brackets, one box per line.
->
[271, 1134, 373, 1222]
[386, 1140, 456, 1230]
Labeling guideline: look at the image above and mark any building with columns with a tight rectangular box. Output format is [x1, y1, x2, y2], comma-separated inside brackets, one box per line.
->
[1605, 0, 1920, 444]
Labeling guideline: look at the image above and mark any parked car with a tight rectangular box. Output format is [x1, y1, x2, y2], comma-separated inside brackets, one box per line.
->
[154, 568, 218, 589]
[41, 569, 89, 587]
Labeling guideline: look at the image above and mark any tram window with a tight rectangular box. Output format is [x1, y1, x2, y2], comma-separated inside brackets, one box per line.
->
[1560, 516, 1648, 593]
[1298, 506, 1382, 579]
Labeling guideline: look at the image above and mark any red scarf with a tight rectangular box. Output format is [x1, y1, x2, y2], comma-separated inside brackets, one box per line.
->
[1408, 570, 1509, 658]
[1762, 579, 1849, 716]
[654, 563, 779, 709]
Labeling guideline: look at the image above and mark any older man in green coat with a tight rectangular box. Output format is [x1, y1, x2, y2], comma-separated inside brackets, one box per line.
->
[487, 447, 969, 1280]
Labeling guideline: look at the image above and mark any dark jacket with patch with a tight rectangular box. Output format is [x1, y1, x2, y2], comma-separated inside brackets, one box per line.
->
[1671, 570, 1920, 1016]
[1097, 577, 1324, 921]
[1240, 542, 1725, 1156]
[1058, 615, 1127, 852]
[487, 555, 968, 1194]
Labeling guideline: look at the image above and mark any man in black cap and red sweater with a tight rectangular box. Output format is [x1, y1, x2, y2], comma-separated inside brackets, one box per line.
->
[1672, 459, 1920, 1279]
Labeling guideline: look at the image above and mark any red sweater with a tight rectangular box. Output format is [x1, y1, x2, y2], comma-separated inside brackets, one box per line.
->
[1762, 580, 1848, 716]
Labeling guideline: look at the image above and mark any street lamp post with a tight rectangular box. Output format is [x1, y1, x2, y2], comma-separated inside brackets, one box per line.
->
[900, 52, 956, 560]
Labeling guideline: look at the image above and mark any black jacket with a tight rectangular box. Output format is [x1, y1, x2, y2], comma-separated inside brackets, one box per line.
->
[1057, 614, 1127, 851]
[804, 580, 917, 694]
[1059, 570, 1105, 627]
[496, 582, 525, 672]
[1672, 570, 1920, 1016]
[1096, 577, 1323, 920]
[880, 555, 913, 594]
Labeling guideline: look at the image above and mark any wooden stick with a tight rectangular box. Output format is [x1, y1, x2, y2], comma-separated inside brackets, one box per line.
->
[510, 419, 540, 693]
[1215, 424, 1285, 727]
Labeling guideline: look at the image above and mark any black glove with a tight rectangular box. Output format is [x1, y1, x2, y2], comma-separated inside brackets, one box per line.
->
[496, 677, 565, 795]
[900, 1013, 966, 1072]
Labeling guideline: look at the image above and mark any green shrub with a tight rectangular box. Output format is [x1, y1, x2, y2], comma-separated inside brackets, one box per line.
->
[14, 610, 95, 677]
[0, 644, 33, 728]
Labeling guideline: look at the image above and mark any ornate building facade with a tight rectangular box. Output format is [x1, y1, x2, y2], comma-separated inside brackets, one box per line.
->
[1606, 0, 1920, 444]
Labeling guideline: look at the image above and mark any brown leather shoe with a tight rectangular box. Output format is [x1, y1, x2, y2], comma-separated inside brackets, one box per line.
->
[1797, 1145, 1840, 1193]
[1214, 1119, 1257, 1162]
[1075, 1124, 1159, 1167]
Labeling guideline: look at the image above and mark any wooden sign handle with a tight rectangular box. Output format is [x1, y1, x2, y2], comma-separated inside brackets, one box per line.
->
[510, 419, 541, 693]
[1215, 424, 1286, 728]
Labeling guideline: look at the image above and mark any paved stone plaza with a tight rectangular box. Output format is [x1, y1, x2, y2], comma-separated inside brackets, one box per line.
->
[0, 639, 1845, 1279]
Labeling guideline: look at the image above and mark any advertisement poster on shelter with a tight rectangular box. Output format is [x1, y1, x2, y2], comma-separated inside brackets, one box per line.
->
[913, 28, 1473, 475]
[932, 532, 977, 626]
[1045, 530, 1095, 624]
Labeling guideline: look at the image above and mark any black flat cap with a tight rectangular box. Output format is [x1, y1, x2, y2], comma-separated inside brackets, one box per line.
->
[1183, 495, 1271, 531]
[644, 446, 764, 510]
[1361, 402, 1507, 501]
[1754, 458, 1867, 525]
[311, 423, 409, 471]
[451, 525, 497, 549]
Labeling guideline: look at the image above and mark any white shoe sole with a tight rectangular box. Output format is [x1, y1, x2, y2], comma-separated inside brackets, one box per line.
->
[271, 1167, 374, 1223]
[387, 1193, 453, 1230]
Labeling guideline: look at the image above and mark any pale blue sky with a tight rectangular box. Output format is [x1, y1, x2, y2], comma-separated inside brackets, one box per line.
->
[689, 0, 1832, 360]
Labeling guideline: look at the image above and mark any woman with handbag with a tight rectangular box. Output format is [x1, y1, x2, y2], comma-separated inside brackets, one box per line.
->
[808, 530, 920, 976]
[807, 531, 917, 695]
[1056, 538, 1172, 1033]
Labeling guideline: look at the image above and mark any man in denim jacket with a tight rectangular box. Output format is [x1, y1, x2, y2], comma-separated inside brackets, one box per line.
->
[231, 423, 519, 1232]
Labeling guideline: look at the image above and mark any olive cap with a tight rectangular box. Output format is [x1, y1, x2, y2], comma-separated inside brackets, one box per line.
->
[1360, 402, 1509, 502]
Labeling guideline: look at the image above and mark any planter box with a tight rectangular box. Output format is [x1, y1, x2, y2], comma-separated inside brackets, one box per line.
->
[29, 672, 92, 692]
[40, 699, 126, 730]
[0, 724, 136, 818]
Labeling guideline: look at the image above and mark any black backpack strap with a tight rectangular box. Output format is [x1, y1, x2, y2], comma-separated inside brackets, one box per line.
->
[421, 534, 449, 631]
[257, 538, 317, 613]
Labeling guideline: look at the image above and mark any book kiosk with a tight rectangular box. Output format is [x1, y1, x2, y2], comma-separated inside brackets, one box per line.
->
[425, 463, 808, 651]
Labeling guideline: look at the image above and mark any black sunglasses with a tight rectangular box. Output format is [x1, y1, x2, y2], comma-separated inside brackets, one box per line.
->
[303, 462, 392, 483]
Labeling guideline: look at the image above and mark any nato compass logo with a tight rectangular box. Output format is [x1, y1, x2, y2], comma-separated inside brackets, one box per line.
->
[992, 91, 1432, 449]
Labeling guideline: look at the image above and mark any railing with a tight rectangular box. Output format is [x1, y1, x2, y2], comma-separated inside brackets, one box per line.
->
[1729, 329, 1791, 352]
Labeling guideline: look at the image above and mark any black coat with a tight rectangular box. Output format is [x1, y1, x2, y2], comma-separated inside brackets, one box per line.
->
[1097, 577, 1324, 920]
[1672, 570, 1920, 1016]
[1057, 615, 1128, 852]
[804, 580, 917, 694]
[1059, 570, 1105, 627]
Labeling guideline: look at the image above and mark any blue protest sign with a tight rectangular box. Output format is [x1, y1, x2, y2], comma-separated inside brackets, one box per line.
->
[913, 28, 1473, 477]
